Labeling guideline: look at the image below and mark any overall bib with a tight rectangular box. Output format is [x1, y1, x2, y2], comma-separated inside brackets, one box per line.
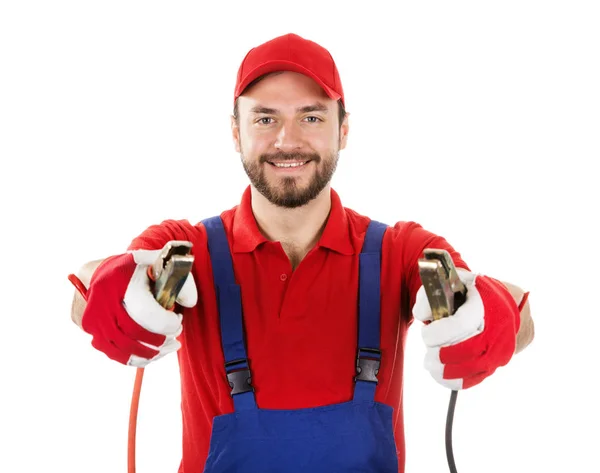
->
[201, 216, 398, 473]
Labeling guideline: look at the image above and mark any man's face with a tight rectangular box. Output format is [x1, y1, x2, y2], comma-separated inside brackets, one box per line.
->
[232, 71, 349, 208]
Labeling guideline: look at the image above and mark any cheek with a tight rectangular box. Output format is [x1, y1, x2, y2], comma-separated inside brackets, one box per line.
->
[312, 123, 340, 147]
[240, 127, 263, 149]
[312, 131, 339, 152]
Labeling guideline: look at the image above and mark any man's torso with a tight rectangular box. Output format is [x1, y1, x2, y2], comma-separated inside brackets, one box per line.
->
[128, 187, 468, 472]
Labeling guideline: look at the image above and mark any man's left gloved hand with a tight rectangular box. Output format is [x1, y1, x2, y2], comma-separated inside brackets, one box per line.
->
[412, 269, 521, 390]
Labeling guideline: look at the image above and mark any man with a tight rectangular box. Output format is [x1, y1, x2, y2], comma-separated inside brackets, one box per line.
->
[71, 33, 534, 473]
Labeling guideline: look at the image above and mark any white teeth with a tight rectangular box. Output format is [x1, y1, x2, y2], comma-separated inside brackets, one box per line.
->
[273, 162, 307, 168]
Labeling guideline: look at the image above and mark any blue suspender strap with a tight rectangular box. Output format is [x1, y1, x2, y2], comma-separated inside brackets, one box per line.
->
[202, 216, 257, 411]
[353, 220, 388, 402]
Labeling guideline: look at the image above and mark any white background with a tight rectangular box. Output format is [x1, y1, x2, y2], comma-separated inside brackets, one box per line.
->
[1, 1, 599, 472]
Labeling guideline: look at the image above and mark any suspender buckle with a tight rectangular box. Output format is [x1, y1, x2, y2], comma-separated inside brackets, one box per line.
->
[225, 359, 254, 395]
[355, 347, 381, 384]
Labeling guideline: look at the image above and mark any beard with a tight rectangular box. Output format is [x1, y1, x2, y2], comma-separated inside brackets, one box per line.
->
[241, 150, 339, 208]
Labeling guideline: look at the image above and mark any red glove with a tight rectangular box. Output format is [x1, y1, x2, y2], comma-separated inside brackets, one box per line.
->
[81, 249, 197, 367]
[412, 269, 522, 390]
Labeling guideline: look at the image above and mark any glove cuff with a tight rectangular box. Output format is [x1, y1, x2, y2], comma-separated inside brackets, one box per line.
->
[479, 276, 522, 335]
[518, 291, 530, 312]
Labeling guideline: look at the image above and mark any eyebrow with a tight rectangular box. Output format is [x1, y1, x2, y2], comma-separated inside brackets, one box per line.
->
[249, 102, 330, 115]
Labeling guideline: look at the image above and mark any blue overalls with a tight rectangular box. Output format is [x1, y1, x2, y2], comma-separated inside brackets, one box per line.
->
[201, 216, 398, 473]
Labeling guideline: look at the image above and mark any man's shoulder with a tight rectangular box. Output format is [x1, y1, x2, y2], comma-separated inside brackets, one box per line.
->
[341, 209, 435, 267]
[342, 205, 426, 242]
[128, 218, 202, 251]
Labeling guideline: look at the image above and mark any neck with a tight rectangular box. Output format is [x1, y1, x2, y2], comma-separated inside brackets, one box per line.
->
[250, 185, 332, 261]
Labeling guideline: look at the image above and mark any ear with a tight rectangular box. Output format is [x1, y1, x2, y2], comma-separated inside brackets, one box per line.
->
[339, 112, 350, 150]
[231, 115, 241, 153]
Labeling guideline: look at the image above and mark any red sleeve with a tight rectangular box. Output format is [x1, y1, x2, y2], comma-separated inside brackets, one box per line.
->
[127, 219, 199, 251]
[390, 221, 470, 322]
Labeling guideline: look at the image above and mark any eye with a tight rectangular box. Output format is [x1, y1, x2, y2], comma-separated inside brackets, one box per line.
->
[257, 117, 274, 125]
[304, 116, 322, 123]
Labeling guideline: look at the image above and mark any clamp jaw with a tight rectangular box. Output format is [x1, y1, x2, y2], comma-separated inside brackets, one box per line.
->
[418, 249, 468, 320]
[149, 241, 194, 309]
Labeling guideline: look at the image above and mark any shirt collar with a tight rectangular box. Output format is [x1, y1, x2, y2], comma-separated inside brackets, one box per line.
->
[231, 186, 354, 255]
[231, 186, 269, 253]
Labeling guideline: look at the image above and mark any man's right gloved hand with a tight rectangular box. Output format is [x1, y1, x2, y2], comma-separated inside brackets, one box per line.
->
[81, 249, 198, 368]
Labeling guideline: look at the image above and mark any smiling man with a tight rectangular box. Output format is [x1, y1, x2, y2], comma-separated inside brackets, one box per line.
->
[71, 33, 534, 473]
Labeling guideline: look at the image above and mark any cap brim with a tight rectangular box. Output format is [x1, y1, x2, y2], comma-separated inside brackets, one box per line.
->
[235, 60, 341, 102]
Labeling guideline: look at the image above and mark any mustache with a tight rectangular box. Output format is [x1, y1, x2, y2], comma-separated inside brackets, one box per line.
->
[259, 152, 321, 164]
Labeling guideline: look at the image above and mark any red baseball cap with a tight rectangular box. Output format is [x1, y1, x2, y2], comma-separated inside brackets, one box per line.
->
[233, 33, 345, 107]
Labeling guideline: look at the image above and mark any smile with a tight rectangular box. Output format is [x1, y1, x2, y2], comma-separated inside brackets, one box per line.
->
[268, 161, 309, 168]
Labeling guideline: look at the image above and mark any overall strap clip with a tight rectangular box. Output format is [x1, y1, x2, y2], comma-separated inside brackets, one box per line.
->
[355, 347, 381, 384]
[225, 359, 254, 395]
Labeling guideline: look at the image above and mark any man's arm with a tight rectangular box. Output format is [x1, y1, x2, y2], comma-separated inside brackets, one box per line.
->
[498, 280, 534, 354]
[70, 258, 105, 329]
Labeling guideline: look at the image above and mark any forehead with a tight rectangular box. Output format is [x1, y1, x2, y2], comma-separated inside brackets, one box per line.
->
[237, 71, 335, 113]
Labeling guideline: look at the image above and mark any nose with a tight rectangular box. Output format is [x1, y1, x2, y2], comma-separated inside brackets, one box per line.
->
[274, 120, 303, 152]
